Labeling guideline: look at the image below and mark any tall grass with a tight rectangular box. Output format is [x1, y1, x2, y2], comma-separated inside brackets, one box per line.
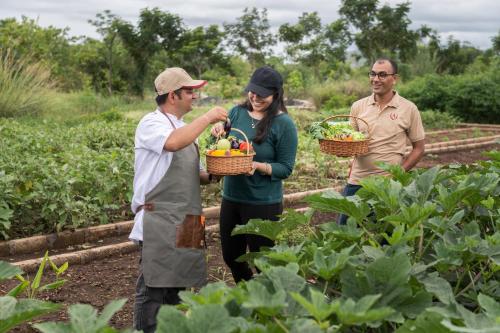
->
[42, 91, 156, 123]
[0, 49, 53, 117]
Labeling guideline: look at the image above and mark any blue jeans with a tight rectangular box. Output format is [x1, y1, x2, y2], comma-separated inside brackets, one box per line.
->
[337, 183, 362, 225]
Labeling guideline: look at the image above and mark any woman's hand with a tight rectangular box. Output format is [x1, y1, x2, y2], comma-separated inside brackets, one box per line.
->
[245, 162, 272, 176]
[245, 162, 257, 176]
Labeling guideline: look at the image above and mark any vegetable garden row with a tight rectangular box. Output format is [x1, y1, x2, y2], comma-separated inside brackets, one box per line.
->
[1, 108, 499, 331]
[1, 113, 499, 240]
[1, 149, 499, 332]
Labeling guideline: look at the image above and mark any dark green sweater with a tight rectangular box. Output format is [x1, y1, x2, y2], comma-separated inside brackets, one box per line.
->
[222, 105, 298, 204]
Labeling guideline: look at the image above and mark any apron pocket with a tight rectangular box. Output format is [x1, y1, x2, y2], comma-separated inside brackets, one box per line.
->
[176, 215, 205, 249]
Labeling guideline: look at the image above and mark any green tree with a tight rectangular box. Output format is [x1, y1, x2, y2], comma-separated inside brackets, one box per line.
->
[115, 8, 185, 96]
[279, 13, 351, 79]
[88, 10, 120, 95]
[72, 38, 107, 91]
[491, 30, 500, 55]
[0, 16, 82, 90]
[223, 7, 275, 69]
[432, 37, 483, 74]
[279, 12, 324, 66]
[323, 19, 352, 64]
[173, 25, 228, 77]
[339, 0, 421, 63]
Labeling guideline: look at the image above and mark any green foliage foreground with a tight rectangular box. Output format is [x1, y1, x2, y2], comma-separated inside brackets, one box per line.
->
[0, 153, 498, 332]
[152, 152, 500, 333]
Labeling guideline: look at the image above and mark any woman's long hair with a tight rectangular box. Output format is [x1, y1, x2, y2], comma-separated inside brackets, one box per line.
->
[240, 89, 288, 144]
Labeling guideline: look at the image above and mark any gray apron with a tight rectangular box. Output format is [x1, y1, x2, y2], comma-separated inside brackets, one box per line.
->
[141, 114, 206, 288]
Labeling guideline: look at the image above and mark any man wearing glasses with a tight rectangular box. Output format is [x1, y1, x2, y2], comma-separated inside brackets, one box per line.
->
[338, 58, 425, 225]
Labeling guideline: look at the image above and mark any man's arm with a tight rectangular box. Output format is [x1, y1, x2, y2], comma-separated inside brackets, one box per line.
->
[402, 139, 425, 171]
[164, 107, 227, 151]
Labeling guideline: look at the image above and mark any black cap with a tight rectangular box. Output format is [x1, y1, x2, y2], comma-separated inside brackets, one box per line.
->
[244, 66, 283, 98]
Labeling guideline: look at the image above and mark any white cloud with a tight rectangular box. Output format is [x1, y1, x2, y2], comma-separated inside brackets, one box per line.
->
[1, 0, 498, 48]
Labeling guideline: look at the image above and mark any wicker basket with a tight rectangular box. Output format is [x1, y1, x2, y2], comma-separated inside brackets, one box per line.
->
[206, 128, 255, 175]
[318, 115, 371, 157]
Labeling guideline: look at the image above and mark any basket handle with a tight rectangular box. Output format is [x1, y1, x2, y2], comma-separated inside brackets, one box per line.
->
[215, 127, 251, 155]
[321, 114, 371, 139]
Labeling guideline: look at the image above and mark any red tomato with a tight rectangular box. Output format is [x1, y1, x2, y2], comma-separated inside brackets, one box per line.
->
[239, 142, 253, 152]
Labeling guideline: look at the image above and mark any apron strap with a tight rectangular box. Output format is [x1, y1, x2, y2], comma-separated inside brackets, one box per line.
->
[161, 110, 199, 157]
[162, 110, 178, 129]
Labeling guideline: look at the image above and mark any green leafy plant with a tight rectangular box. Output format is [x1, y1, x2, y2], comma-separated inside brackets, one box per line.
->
[0, 296, 61, 333]
[308, 121, 366, 141]
[33, 299, 136, 333]
[149, 151, 500, 332]
[420, 110, 461, 130]
[9, 251, 68, 299]
[0, 261, 60, 333]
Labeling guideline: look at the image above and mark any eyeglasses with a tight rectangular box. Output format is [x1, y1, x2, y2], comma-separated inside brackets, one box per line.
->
[368, 71, 397, 80]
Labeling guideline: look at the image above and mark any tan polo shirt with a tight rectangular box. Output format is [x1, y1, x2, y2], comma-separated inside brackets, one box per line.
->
[348, 92, 425, 185]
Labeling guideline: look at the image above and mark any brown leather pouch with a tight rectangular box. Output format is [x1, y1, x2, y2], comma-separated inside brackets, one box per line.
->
[176, 215, 205, 249]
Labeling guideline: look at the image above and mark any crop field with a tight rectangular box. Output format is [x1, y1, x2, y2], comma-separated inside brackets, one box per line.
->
[2, 1, 500, 330]
[1, 103, 499, 332]
[1, 105, 498, 240]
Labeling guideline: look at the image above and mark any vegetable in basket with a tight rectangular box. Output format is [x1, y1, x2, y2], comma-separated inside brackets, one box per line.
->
[309, 121, 366, 141]
[207, 135, 254, 156]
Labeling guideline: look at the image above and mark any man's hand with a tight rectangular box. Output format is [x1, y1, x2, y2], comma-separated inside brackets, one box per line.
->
[204, 107, 227, 124]
[402, 139, 425, 171]
[200, 171, 223, 184]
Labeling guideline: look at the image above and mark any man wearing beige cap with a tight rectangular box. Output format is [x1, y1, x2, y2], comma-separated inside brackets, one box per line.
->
[129, 67, 227, 332]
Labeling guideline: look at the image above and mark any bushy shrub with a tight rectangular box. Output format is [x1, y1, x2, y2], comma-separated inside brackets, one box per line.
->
[201, 75, 243, 100]
[97, 108, 124, 122]
[309, 79, 371, 110]
[420, 110, 461, 130]
[0, 50, 53, 117]
[445, 71, 500, 123]
[322, 94, 358, 110]
[285, 69, 305, 99]
[400, 69, 500, 124]
[398, 74, 451, 112]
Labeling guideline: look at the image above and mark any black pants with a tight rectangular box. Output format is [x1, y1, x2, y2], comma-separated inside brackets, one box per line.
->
[219, 198, 283, 283]
[133, 244, 184, 333]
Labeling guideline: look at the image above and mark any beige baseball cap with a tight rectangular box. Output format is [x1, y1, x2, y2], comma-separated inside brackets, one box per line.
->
[154, 67, 207, 95]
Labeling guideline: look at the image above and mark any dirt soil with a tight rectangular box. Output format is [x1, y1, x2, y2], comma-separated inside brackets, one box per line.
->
[1, 143, 498, 332]
[424, 128, 499, 144]
[416, 143, 497, 168]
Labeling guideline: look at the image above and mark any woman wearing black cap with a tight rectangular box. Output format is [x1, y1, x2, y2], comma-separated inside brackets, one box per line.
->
[211, 66, 298, 282]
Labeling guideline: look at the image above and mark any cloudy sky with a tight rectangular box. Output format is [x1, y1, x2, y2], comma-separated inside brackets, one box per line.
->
[1, 0, 499, 50]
